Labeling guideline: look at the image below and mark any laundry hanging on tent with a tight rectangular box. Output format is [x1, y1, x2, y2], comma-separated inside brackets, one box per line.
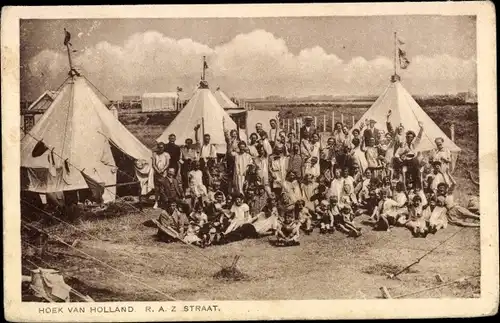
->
[47, 149, 57, 177]
[32, 140, 49, 157]
[135, 159, 154, 195]
[80, 171, 105, 203]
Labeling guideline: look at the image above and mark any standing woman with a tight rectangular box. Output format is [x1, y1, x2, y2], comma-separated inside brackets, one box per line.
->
[231, 141, 254, 195]
[333, 122, 347, 168]
[430, 137, 452, 174]
[224, 118, 240, 194]
[253, 144, 270, 189]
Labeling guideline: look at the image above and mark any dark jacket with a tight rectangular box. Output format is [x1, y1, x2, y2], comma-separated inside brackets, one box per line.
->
[159, 176, 183, 204]
[300, 125, 317, 140]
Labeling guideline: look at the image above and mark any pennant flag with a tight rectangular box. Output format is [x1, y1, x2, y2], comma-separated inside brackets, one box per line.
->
[80, 171, 105, 203]
[398, 48, 410, 69]
[397, 37, 405, 45]
[63, 28, 72, 46]
[177, 86, 183, 92]
[203, 60, 209, 70]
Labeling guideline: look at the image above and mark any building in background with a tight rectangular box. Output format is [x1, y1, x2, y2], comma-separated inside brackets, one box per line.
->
[21, 90, 59, 134]
[141, 92, 181, 112]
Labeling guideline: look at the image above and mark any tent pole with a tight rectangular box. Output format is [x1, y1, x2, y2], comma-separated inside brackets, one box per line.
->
[331, 111, 335, 132]
[201, 117, 205, 138]
[393, 31, 397, 77]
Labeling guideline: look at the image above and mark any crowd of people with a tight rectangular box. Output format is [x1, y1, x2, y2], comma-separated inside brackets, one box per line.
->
[151, 111, 480, 247]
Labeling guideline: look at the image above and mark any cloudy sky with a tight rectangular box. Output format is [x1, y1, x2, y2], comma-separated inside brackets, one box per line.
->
[20, 16, 476, 101]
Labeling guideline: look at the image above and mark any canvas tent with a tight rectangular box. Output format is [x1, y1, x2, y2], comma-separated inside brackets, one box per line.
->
[157, 81, 241, 153]
[21, 75, 154, 203]
[214, 88, 238, 110]
[352, 76, 461, 168]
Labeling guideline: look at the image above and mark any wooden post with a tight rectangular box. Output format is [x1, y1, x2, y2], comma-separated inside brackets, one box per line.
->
[380, 286, 392, 299]
[331, 111, 335, 132]
[323, 114, 327, 132]
[287, 119, 290, 133]
[352, 115, 355, 128]
[314, 116, 318, 128]
[450, 123, 455, 142]
[341, 113, 344, 125]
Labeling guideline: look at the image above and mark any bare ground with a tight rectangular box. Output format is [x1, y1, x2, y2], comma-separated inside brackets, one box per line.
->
[23, 206, 480, 301]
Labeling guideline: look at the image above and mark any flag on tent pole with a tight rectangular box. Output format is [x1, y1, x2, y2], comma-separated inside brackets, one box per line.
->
[398, 48, 410, 69]
[204, 60, 209, 70]
[176, 86, 183, 92]
[397, 36, 410, 69]
[63, 28, 72, 46]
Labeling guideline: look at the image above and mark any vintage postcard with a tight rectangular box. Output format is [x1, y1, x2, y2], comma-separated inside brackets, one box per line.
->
[2, 2, 498, 321]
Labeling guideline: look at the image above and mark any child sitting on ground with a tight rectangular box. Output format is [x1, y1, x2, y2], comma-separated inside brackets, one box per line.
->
[404, 195, 428, 237]
[294, 200, 313, 234]
[276, 212, 301, 246]
[372, 188, 401, 231]
[183, 221, 203, 246]
[336, 205, 362, 238]
[427, 195, 448, 233]
[316, 200, 334, 234]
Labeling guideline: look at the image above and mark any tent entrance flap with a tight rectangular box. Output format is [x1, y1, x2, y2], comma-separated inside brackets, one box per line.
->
[108, 140, 141, 197]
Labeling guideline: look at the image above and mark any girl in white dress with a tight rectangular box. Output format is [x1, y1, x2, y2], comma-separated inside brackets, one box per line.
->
[188, 161, 207, 198]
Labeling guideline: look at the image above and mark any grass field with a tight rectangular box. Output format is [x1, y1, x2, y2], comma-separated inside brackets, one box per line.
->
[22, 103, 480, 302]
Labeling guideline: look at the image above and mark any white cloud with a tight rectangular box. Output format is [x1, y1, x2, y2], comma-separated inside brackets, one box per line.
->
[24, 29, 476, 100]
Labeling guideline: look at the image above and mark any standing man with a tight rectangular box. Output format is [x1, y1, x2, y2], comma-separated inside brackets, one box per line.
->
[255, 123, 265, 138]
[363, 119, 380, 145]
[268, 118, 280, 147]
[194, 124, 217, 187]
[165, 134, 181, 176]
[179, 138, 199, 190]
[394, 122, 425, 188]
[300, 116, 317, 140]
[152, 142, 170, 209]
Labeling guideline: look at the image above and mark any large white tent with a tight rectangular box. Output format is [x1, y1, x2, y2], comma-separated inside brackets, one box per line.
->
[157, 81, 239, 153]
[353, 78, 461, 153]
[352, 76, 461, 168]
[21, 75, 154, 203]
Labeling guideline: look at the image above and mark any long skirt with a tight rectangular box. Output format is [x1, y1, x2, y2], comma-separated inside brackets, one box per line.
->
[447, 205, 480, 227]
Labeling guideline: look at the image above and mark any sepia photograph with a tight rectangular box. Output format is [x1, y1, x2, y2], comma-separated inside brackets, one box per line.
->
[2, 2, 498, 321]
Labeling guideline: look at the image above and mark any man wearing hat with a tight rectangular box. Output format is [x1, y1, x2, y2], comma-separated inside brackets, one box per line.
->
[363, 119, 381, 145]
[300, 116, 317, 140]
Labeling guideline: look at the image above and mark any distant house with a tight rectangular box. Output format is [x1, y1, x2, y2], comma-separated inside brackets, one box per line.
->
[465, 91, 478, 104]
[141, 92, 180, 112]
[122, 95, 141, 103]
[21, 90, 59, 134]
